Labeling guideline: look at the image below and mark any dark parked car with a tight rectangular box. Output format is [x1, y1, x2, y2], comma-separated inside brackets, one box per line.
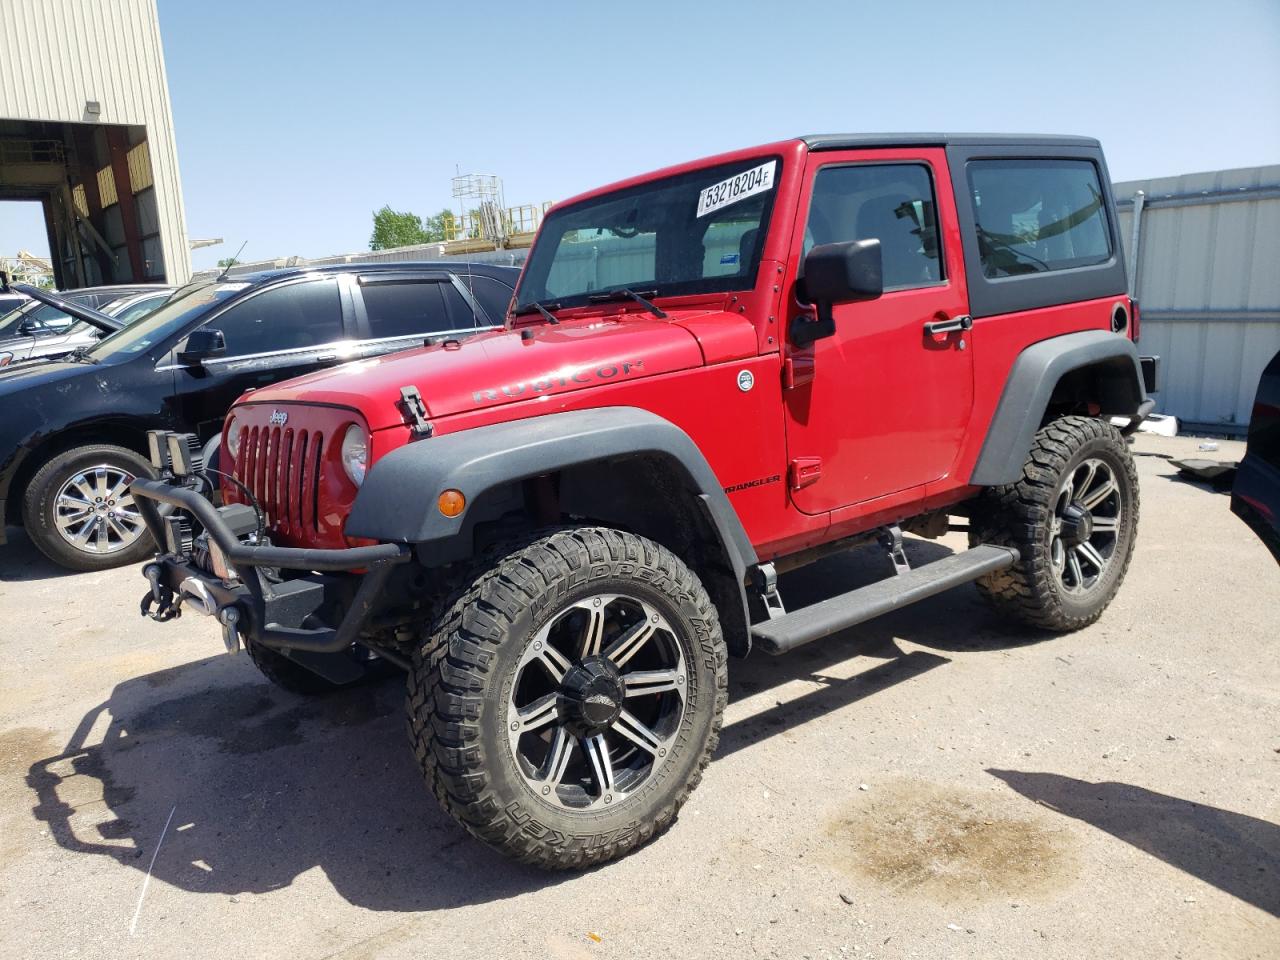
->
[0, 262, 518, 570]
[1232, 350, 1280, 563]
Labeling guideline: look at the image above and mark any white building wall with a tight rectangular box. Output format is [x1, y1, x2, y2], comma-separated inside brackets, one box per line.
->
[1113, 165, 1280, 434]
[0, 0, 190, 282]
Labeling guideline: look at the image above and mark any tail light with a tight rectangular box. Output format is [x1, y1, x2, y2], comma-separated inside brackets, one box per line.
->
[1129, 297, 1140, 343]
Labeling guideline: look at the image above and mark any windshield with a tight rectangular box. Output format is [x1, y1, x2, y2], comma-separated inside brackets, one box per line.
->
[516, 156, 782, 311]
[87, 281, 247, 360]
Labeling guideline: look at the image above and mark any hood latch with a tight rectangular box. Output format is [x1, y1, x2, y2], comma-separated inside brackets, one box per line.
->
[398, 385, 433, 438]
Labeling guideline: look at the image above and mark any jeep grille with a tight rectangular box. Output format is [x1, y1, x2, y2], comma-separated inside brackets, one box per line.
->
[234, 425, 325, 539]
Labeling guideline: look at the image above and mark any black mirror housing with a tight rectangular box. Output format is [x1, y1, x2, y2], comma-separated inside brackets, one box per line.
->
[805, 239, 884, 304]
[792, 239, 884, 347]
[178, 328, 226, 365]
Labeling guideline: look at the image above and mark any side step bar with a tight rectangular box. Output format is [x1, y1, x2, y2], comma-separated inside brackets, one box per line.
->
[750, 544, 1019, 656]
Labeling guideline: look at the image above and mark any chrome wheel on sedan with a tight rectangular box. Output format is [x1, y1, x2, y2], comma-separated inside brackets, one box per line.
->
[22, 443, 158, 572]
[53, 464, 146, 555]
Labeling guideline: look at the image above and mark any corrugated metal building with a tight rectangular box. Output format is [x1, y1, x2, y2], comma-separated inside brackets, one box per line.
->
[1113, 165, 1280, 435]
[0, 0, 190, 285]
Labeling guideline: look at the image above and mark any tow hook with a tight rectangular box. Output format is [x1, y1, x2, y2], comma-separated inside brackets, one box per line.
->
[139, 562, 181, 621]
[219, 606, 242, 654]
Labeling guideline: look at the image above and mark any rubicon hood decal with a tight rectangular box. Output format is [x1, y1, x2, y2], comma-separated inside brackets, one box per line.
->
[472, 360, 646, 405]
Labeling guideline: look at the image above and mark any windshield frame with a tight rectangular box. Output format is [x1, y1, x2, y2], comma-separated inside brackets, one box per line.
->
[515, 154, 784, 313]
[84, 280, 249, 362]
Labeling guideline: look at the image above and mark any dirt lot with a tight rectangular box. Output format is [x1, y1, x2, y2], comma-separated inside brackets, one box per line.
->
[0, 433, 1276, 960]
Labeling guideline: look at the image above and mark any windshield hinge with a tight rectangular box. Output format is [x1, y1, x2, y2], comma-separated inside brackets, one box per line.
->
[398, 385, 432, 438]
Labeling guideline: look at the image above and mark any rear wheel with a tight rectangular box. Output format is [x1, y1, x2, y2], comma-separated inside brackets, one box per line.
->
[971, 416, 1139, 631]
[22, 444, 156, 572]
[407, 527, 727, 869]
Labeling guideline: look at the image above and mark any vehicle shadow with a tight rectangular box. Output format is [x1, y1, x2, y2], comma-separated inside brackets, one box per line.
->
[0, 525, 77, 583]
[989, 769, 1280, 917]
[718, 537, 1050, 757]
[25, 536, 1049, 911]
[27, 656, 566, 912]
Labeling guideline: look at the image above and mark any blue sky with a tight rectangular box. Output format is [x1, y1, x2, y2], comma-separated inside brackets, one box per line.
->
[3, 0, 1278, 271]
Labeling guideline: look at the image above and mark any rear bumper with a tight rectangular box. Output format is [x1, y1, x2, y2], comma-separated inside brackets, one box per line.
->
[130, 477, 411, 658]
[1140, 355, 1160, 395]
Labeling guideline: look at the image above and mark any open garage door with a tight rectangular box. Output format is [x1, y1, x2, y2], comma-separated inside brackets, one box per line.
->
[0, 119, 167, 289]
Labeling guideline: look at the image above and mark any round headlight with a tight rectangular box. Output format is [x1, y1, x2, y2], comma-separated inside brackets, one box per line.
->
[224, 417, 243, 459]
[341, 423, 368, 486]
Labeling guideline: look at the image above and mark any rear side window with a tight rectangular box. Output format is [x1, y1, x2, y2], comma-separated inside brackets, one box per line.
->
[214, 279, 343, 356]
[454, 274, 512, 324]
[967, 159, 1111, 277]
[439, 283, 484, 330]
[805, 163, 943, 291]
[361, 281, 454, 339]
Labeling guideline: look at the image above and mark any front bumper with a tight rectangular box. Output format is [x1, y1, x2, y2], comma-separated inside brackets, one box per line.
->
[130, 476, 411, 667]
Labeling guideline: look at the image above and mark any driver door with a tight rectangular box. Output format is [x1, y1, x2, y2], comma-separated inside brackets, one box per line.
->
[783, 148, 974, 514]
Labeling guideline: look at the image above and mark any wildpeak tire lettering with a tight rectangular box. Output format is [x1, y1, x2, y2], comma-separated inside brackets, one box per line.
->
[472, 360, 646, 404]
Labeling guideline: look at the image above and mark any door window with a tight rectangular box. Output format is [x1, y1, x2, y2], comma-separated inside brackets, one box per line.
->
[967, 159, 1111, 277]
[361, 281, 455, 339]
[805, 164, 943, 291]
[212, 279, 343, 356]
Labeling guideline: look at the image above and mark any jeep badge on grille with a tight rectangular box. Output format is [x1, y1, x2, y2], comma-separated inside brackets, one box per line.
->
[269, 410, 288, 426]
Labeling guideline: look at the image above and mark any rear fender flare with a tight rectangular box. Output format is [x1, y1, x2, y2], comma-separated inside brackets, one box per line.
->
[970, 330, 1147, 486]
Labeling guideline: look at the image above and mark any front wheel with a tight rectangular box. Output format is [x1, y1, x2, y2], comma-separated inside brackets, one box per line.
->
[406, 527, 728, 869]
[22, 444, 157, 572]
[971, 415, 1140, 631]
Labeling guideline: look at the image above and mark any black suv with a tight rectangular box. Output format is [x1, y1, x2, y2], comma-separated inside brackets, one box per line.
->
[0, 262, 518, 571]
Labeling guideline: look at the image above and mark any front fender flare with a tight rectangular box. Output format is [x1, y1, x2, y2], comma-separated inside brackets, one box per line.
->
[970, 330, 1147, 486]
[346, 406, 759, 579]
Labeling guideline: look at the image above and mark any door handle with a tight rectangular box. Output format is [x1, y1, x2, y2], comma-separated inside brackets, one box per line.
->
[316, 353, 338, 362]
[923, 314, 972, 336]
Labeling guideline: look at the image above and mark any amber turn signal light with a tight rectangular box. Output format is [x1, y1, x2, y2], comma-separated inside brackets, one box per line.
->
[437, 489, 466, 518]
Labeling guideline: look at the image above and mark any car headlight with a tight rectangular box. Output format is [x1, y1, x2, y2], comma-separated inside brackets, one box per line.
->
[0, 352, 11, 367]
[224, 416, 243, 459]
[340, 423, 368, 486]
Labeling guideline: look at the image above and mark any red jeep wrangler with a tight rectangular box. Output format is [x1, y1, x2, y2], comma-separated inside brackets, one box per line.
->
[134, 134, 1155, 868]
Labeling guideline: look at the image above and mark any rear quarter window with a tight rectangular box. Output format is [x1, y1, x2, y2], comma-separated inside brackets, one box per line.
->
[967, 159, 1111, 277]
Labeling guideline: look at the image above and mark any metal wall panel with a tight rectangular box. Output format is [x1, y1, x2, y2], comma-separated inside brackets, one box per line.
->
[0, 0, 190, 282]
[1114, 164, 1280, 433]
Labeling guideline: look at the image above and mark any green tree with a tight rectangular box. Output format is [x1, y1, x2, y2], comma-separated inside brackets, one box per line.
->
[216, 256, 238, 269]
[424, 208, 458, 242]
[369, 205, 431, 250]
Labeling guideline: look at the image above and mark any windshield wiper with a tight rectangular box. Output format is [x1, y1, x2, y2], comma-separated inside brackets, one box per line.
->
[586, 287, 668, 319]
[515, 300, 561, 324]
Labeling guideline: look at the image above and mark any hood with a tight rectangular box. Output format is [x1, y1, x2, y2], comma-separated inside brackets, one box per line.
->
[0, 358, 93, 395]
[240, 315, 710, 430]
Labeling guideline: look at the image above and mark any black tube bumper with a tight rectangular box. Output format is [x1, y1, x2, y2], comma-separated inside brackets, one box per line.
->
[130, 477, 411, 656]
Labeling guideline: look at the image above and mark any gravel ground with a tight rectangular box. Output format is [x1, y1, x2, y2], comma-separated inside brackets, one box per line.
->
[0, 432, 1276, 960]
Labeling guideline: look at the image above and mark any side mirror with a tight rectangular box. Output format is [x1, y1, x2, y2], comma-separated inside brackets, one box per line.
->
[177, 328, 226, 365]
[18, 319, 39, 336]
[793, 239, 883, 347]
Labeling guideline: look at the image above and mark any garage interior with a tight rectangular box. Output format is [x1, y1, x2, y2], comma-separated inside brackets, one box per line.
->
[0, 118, 165, 289]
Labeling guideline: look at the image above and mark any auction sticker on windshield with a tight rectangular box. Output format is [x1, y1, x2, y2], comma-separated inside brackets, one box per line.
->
[696, 160, 777, 218]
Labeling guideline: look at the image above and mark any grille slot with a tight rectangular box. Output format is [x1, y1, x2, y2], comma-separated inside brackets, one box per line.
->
[234, 424, 325, 538]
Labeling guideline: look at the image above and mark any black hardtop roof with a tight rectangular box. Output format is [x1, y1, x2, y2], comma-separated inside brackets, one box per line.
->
[801, 133, 1101, 151]
[228, 260, 521, 287]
